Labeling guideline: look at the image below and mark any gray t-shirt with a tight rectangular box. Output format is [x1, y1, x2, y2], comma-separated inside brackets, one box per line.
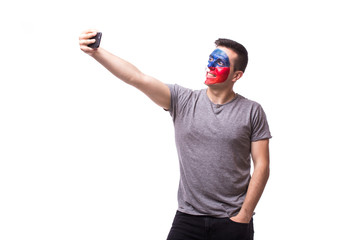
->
[167, 84, 272, 218]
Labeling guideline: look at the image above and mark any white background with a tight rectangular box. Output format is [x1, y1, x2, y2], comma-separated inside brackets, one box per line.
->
[1, 0, 359, 239]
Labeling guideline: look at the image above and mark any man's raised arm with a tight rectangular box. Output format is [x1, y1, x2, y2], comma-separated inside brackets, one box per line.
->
[79, 29, 171, 110]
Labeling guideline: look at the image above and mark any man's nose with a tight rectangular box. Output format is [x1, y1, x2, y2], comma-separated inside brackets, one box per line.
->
[208, 61, 216, 68]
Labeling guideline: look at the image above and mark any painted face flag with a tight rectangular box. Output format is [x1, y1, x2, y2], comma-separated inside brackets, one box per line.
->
[205, 49, 230, 85]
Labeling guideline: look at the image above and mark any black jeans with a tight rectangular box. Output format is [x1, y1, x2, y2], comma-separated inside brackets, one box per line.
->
[167, 211, 254, 240]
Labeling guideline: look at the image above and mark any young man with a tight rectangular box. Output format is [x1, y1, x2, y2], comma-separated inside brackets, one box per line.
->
[79, 30, 271, 240]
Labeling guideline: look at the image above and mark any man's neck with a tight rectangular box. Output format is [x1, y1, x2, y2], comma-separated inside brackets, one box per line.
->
[206, 87, 236, 105]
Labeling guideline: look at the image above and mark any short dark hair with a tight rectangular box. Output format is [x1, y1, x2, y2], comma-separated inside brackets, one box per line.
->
[215, 38, 248, 72]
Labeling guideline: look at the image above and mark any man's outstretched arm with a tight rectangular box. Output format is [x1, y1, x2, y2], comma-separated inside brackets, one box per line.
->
[79, 29, 171, 110]
[231, 139, 270, 223]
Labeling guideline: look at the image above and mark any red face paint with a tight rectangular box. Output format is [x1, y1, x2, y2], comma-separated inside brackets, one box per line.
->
[205, 66, 230, 85]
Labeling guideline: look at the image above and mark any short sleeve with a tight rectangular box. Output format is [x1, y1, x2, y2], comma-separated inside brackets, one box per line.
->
[251, 104, 272, 142]
[166, 84, 194, 120]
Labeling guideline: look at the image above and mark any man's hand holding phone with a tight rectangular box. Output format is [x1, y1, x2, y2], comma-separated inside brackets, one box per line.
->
[79, 30, 102, 56]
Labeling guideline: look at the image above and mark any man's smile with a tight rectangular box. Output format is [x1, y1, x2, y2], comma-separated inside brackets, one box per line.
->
[206, 71, 216, 78]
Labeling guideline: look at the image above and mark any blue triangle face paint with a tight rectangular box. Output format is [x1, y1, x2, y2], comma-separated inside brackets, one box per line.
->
[205, 49, 231, 85]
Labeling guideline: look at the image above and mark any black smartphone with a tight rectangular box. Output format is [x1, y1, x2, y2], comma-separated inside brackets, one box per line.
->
[88, 32, 102, 49]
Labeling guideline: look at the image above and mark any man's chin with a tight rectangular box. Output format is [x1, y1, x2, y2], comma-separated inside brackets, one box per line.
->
[205, 78, 224, 85]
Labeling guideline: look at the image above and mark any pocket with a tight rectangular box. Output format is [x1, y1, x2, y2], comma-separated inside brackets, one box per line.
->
[227, 218, 250, 226]
[221, 218, 252, 239]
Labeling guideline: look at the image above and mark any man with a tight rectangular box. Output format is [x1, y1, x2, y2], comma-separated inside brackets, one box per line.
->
[79, 30, 271, 240]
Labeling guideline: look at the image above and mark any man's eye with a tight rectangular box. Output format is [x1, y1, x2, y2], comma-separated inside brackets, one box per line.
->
[217, 60, 224, 66]
[209, 57, 214, 61]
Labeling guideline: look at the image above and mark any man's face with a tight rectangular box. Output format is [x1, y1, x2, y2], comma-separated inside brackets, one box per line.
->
[205, 48, 231, 85]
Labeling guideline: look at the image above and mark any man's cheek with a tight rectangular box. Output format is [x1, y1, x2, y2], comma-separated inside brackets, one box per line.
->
[215, 67, 230, 82]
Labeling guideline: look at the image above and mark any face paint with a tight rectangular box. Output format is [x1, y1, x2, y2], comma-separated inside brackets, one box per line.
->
[205, 48, 231, 85]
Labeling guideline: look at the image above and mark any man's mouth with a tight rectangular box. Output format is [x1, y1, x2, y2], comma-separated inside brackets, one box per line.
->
[205, 66, 230, 85]
[207, 72, 216, 78]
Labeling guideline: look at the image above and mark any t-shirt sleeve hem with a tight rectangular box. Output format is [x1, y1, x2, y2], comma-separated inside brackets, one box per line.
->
[251, 135, 272, 142]
[164, 84, 175, 113]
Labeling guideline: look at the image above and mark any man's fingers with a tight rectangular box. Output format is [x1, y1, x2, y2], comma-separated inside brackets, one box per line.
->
[81, 29, 98, 35]
[79, 31, 97, 40]
[79, 39, 96, 46]
[80, 45, 96, 53]
[79, 29, 99, 56]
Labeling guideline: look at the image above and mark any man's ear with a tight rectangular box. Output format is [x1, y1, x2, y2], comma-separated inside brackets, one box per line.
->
[232, 70, 244, 82]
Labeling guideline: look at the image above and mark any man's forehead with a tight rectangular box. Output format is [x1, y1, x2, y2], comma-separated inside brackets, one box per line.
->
[210, 48, 228, 58]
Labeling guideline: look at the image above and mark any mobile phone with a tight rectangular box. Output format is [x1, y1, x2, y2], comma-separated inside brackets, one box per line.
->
[88, 32, 102, 49]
